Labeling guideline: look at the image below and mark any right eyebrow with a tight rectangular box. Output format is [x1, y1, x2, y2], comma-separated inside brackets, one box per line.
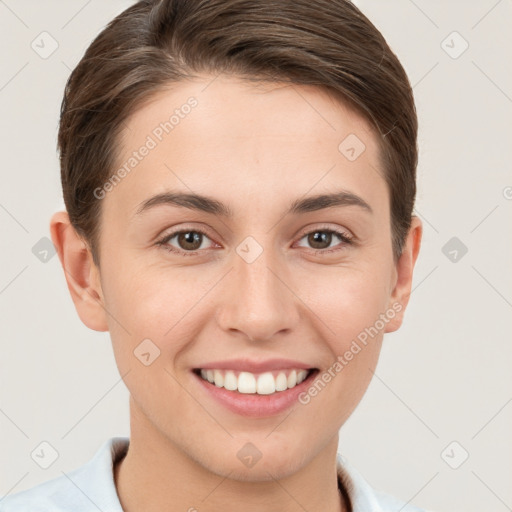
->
[134, 191, 233, 218]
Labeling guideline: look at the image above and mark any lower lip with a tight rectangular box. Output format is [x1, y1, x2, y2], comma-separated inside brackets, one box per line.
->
[193, 370, 318, 418]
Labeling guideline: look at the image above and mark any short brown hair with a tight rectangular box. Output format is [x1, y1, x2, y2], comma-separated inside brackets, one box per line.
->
[58, 0, 417, 266]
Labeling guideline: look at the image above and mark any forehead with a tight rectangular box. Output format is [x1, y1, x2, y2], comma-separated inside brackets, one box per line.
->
[104, 74, 386, 221]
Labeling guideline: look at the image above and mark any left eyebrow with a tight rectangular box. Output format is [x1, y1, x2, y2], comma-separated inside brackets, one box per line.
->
[288, 190, 373, 215]
[133, 189, 372, 219]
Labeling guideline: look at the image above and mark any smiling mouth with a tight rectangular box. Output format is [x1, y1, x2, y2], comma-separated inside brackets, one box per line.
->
[193, 368, 318, 395]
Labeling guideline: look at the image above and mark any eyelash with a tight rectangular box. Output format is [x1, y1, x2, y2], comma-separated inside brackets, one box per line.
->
[155, 226, 354, 257]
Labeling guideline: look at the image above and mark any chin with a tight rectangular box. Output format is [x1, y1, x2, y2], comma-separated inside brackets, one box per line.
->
[195, 439, 313, 482]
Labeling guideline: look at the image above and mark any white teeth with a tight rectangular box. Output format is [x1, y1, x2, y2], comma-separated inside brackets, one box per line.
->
[256, 372, 276, 395]
[297, 370, 308, 384]
[275, 372, 288, 392]
[224, 370, 238, 391]
[238, 372, 256, 394]
[213, 370, 224, 387]
[287, 370, 297, 388]
[198, 368, 311, 395]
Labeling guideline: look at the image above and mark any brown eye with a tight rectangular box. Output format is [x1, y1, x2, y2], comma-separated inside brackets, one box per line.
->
[176, 231, 203, 251]
[308, 231, 334, 249]
[296, 228, 353, 252]
[157, 229, 215, 255]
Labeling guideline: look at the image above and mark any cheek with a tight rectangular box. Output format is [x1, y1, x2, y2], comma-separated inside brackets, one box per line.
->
[295, 265, 391, 423]
[103, 265, 214, 365]
[102, 268, 205, 421]
[305, 265, 392, 351]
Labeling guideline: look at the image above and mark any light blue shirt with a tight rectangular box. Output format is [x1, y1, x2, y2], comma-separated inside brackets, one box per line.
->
[0, 437, 430, 511]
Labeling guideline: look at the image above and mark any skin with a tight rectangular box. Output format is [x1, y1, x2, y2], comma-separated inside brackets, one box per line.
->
[50, 74, 422, 512]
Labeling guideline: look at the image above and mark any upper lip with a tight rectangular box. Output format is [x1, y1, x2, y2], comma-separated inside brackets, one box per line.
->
[194, 358, 316, 373]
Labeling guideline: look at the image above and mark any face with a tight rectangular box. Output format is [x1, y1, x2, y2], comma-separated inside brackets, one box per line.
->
[60, 74, 420, 481]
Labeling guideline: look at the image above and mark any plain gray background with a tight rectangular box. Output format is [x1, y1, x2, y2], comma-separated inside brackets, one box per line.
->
[1, 1, 511, 511]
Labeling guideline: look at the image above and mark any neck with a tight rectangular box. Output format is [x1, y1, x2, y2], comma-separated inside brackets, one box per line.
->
[114, 400, 347, 512]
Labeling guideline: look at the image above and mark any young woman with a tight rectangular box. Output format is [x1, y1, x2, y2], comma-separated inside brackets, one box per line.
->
[1, 1, 428, 510]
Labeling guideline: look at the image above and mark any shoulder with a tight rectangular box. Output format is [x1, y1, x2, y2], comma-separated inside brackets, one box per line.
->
[0, 471, 87, 512]
[336, 453, 435, 512]
[0, 437, 129, 512]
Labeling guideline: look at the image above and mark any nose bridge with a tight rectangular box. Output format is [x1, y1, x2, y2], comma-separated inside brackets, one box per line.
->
[217, 237, 299, 341]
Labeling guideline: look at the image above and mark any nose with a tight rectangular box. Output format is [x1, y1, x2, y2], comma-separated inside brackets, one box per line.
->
[215, 246, 301, 342]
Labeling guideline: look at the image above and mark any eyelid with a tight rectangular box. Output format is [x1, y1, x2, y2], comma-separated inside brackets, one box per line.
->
[157, 223, 217, 241]
[295, 223, 353, 240]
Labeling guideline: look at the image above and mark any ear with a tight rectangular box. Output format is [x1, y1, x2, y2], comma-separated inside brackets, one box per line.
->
[49, 211, 109, 332]
[384, 215, 422, 333]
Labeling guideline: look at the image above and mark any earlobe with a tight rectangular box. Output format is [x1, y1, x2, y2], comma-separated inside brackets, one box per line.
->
[49, 211, 109, 332]
[384, 216, 423, 333]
